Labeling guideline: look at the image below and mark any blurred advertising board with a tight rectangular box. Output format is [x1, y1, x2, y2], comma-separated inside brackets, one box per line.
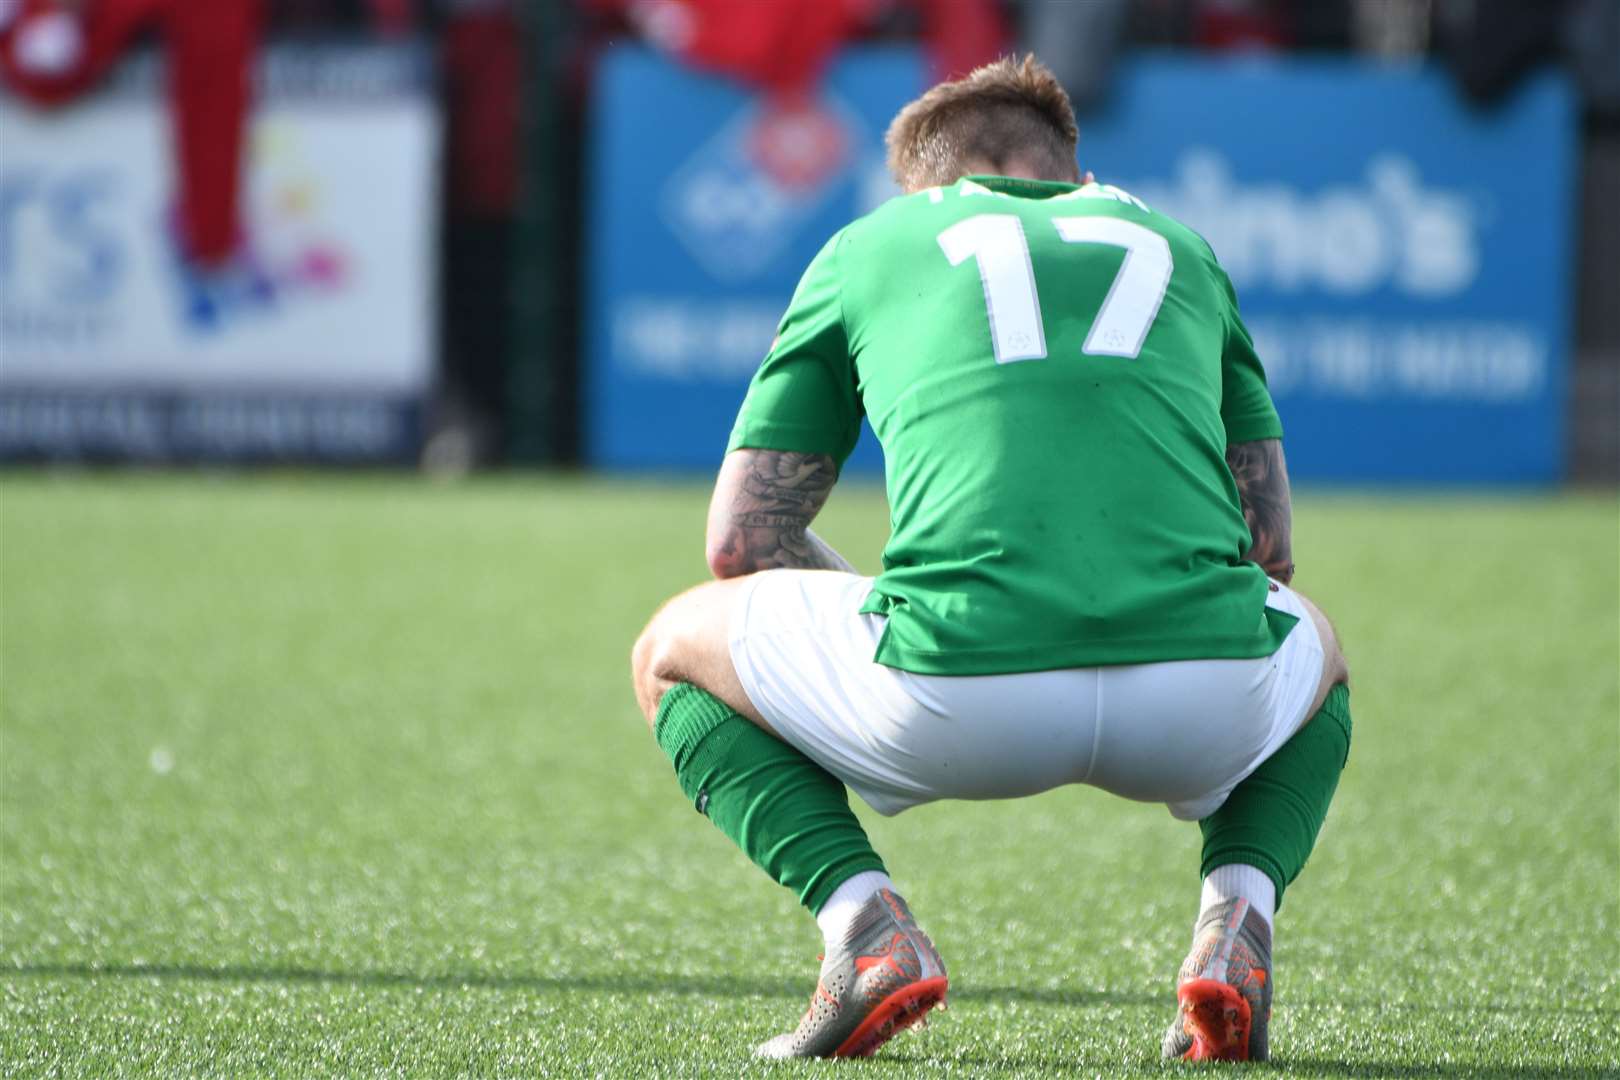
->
[585, 47, 907, 475]
[0, 45, 439, 463]
[586, 47, 1575, 484]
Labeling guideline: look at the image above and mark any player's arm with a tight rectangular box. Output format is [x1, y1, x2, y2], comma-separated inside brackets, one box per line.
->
[711, 228, 859, 578]
[1207, 242, 1294, 585]
[706, 449, 854, 578]
[1226, 438, 1294, 585]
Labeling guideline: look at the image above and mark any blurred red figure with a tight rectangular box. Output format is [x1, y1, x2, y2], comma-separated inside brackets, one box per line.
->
[593, 0, 1006, 95]
[0, 0, 263, 269]
[588, 0, 1005, 189]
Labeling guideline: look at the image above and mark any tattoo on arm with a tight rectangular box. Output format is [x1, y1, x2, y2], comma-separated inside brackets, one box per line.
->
[1225, 438, 1294, 584]
[708, 450, 855, 576]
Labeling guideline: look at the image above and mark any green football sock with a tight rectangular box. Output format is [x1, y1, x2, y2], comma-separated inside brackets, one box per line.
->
[654, 682, 887, 914]
[1199, 683, 1352, 910]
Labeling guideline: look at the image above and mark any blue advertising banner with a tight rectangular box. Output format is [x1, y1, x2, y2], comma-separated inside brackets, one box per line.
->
[585, 48, 915, 473]
[1089, 60, 1576, 485]
[586, 48, 1576, 483]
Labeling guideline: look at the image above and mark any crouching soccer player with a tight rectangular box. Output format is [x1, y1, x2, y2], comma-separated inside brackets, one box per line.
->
[630, 55, 1351, 1063]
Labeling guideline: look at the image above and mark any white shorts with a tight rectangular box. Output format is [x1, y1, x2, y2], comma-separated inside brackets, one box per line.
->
[728, 570, 1325, 821]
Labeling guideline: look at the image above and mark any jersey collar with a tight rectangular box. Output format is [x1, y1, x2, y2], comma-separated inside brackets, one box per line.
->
[962, 174, 1083, 200]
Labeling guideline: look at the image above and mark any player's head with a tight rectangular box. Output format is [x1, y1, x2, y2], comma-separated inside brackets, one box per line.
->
[884, 54, 1081, 193]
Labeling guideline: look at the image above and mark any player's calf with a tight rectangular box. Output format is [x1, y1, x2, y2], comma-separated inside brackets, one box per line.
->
[631, 581, 943, 1059]
[1163, 590, 1352, 1063]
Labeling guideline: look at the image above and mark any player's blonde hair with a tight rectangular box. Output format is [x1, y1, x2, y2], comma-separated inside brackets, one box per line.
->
[884, 55, 1080, 192]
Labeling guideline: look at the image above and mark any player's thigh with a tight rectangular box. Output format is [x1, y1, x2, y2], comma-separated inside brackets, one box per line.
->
[633, 577, 764, 727]
[1098, 583, 1332, 819]
[1289, 587, 1349, 717]
[726, 569, 1099, 814]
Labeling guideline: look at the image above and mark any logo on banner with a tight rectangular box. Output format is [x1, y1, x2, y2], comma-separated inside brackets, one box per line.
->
[660, 95, 862, 281]
[0, 155, 352, 343]
[1116, 148, 1540, 405]
[1130, 148, 1480, 297]
[171, 121, 352, 333]
[0, 167, 125, 345]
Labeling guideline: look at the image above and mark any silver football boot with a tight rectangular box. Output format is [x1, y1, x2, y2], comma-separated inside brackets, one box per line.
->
[757, 889, 948, 1059]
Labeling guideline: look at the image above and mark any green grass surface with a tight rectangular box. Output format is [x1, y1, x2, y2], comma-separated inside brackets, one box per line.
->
[2, 473, 1616, 1078]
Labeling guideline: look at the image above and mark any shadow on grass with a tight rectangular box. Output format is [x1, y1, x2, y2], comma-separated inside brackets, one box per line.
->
[884, 1047, 1610, 1079]
[1274, 1060, 1611, 1079]
[13, 966, 1609, 1076]
[6, 962, 1155, 1008]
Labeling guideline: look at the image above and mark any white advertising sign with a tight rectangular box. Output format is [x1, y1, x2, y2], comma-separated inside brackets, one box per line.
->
[0, 45, 440, 460]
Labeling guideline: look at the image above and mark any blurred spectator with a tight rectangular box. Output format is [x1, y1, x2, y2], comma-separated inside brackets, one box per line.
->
[1351, 0, 1430, 60]
[1016, 0, 1359, 114]
[0, 0, 263, 274]
[436, 0, 523, 462]
[1192, 0, 1291, 50]
[582, 0, 1006, 101]
[1126, 0, 1351, 51]
[258, 0, 527, 461]
[1435, 0, 1567, 105]
[270, 0, 410, 35]
[1564, 0, 1620, 122]
[902, 0, 1009, 83]
[1433, 0, 1619, 120]
[1018, 0, 1129, 113]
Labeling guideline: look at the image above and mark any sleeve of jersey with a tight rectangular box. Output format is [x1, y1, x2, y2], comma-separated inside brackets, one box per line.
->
[725, 232, 863, 466]
[1214, 262, 1285, 445]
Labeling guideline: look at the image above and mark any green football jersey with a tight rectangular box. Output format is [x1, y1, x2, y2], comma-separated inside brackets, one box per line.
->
[727, 175, 1295, 675]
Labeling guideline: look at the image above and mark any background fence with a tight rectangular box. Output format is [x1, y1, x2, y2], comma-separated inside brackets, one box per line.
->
[0, 0, 1614, 483]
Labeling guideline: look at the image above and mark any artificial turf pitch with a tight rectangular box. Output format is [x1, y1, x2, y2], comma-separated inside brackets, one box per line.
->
[1, 474, 1616, 1078]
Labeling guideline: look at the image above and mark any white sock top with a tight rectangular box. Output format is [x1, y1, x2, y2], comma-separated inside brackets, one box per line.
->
[815, 870, 895, 948]
[1201, 863, 1276, 931]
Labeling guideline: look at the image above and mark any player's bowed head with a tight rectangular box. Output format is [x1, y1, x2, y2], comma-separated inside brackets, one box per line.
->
[883, 54, 1090, 194]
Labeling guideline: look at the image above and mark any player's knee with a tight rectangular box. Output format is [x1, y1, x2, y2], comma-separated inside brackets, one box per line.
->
[630, 580, 741, 725]
[630, 620, 658, 689]
[631, 610, 682, 723]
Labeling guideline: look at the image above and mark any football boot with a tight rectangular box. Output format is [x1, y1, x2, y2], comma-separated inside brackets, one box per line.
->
[1162, 897, 1273, 1062]
[756, 888, 948, 1059]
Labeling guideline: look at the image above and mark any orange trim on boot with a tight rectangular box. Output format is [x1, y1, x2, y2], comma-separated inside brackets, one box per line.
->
[832, 976, 948, 1059]
[1176, 978, 1252, 1062]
